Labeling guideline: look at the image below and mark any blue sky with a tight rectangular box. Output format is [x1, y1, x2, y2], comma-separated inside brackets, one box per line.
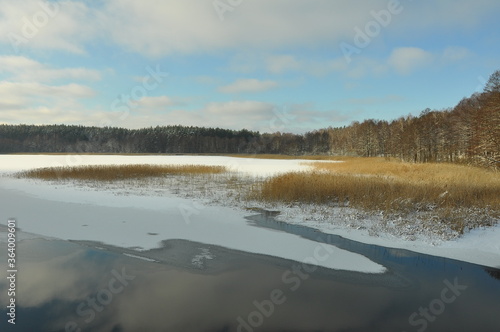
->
[0, 0, 499, 133]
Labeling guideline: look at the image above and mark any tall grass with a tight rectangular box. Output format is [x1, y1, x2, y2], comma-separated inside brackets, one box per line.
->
[253, 158, 500, 232]
[15, 158, 500, 233]
[309, 157, 498, 181]
[18, 164, 227, 181]
[257, 171, 500, 210]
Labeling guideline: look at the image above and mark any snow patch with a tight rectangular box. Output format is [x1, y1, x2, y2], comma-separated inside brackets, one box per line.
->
[191, 248, 215, 269]
[1, 154, 498, 269]
[0, 155, 385, 274]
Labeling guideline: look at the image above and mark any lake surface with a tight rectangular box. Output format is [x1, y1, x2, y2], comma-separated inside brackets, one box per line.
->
[1, 213, 500, 332]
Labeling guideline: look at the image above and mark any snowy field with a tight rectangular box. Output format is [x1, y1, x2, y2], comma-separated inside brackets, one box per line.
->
[0, 154, 385, 273]
[0, 154, 310, 176]
[0, 154, 499, 271]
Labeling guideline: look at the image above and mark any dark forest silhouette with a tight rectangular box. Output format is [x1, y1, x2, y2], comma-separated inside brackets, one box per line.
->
[1, 71, 499, 168]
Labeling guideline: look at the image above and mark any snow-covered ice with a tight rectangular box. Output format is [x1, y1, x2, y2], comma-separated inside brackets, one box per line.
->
[0, 154, 384, 273]
[0, 154, 499, 270]
[0, 154, 312, 176]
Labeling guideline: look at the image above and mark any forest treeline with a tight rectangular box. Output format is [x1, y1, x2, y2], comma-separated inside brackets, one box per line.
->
[1, 71, 499, 168]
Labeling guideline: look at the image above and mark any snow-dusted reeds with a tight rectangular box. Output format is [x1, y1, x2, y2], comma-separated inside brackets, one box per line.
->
[18, 164, 227, 181]
[15, 157, 499, 233]
[253, 158, 500, 233]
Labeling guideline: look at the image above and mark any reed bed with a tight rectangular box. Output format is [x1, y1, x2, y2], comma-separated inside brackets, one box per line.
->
[15, 157, 499, 233]
[253, 158, 500, 232]
[18, 164, 227, 181]
[310, 157, 498, 182]
[256, 171, 499, 210]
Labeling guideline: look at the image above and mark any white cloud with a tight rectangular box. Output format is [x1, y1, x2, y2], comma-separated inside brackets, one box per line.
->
[0, 0, 97, 54]
[293, 109, 351, 127]
[94, 0, 500, 57]
[115, 101, 354, 133]
[131, 96, 186, 114]
[388, 47, 434, 75]
[0, 55, 104, 126]
[0, 106, 109, 126]
[132, 100, 276, 131]
[230, 54, 350, 77]
[111, 100, 277, 131]
[219, 79, 278, 93]
[394, 0, 500, 30]
[204, 100, 272, 117]
[135, 96, 176, 108]
[0, 81, 97, 125]
[0, 56, 102, 82]
[99, 0, 367, 57]
[0, 0, 498, 57]
[194, 75, 219, 85]
[442, 46, 473, 62]
[0, 92, 357, 133]
[0, 81, 95, 100]
[263, 54, 384, 78]
[266, 55, 301, 74]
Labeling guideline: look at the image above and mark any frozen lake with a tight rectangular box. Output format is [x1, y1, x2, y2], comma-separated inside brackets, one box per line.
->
[1, 154, 500, 330]
[0, 154, 499, 269]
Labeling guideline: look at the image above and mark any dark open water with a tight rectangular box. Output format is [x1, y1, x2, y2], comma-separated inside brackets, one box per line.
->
[1, 213, 499, 332]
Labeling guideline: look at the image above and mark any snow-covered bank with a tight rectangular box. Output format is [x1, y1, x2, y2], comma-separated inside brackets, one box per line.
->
[0, 155, 384, 273]
[1, 154, 499, 270]
[281, 211, 500, 269]
[0, 154, 313, 176]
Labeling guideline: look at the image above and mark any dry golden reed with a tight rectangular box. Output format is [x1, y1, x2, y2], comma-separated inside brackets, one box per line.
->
[257, 171, 500, 210]
[309, 157, 500, 189]
[16, 157, 499, 232]
[18, 164, 227, 181]
[254, 157, 500, 231]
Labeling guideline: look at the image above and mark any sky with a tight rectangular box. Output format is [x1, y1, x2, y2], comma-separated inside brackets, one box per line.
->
[0, 0, 499, 134]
